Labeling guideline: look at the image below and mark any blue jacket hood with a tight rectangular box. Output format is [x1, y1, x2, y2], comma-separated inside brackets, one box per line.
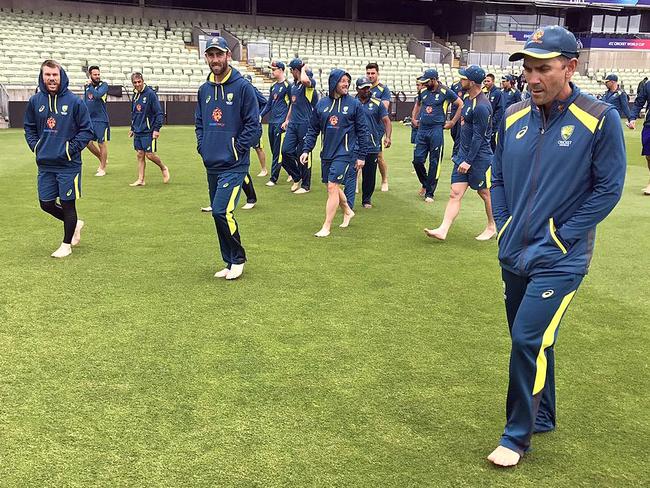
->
[328, 69, 351, 98]
[38, 65, 70, 95]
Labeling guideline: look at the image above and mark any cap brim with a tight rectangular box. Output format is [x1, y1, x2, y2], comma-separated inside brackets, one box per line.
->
[357, 83, 372, 89]
[269, 65, 283, 69]
[509, 48, 562, 61]
[417, 77, 430, 83]
[205, 46, 229, 53]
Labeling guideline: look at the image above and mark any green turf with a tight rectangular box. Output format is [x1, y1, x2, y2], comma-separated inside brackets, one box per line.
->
[0, 122, 648, 487]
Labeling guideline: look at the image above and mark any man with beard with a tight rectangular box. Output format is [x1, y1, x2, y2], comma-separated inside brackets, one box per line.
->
[260, 60, 290, 187]
[366, 63, 391, 192]
[410, 68, 462, 202]
[83, 66, 110, 176]
[24, 60, 93, 257]
[483, 73, 503, 151]
[300, 69, 369, 237]
[281, 58, 318, 194]
[195, 36, 260, 280]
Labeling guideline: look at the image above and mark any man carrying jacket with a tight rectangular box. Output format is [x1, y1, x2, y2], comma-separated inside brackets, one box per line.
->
[261, 61, 291, 187]
[195, 36, 260, 280]
[129, 72, 169, 187]
[627, 77, 650, 194]
[488, 26, 626, 467]
[300, 69, 369, 237]
[24, 60, 94, 258]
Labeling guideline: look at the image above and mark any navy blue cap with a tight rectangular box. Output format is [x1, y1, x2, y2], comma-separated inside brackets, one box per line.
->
[509, 25, 579, 62]
[204, 36, 230, 53]
[243, 74, 252, 82]
[417, 68, 438, 83]
[356, 76, 372, 89]
[288, 58, 303, 70]
[502, 74, 516, 83]
[269, 60, 286, 70]
[603, 73, 618, 82]
[459, 65, 486, 84]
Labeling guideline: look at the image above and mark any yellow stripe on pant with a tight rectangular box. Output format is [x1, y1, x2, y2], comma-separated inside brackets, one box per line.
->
[152, 138, 157, 152]
[532, 290, 577, 395]
[226, 185, 241, 234]
[435, 144, 443, 179]
[486, 166, 492, 189]
[73, 173, 81, 199]
[278, 132, 286, 163]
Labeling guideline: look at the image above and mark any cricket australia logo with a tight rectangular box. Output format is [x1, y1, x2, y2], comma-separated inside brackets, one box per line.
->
[226, 93, 234, 105]
[61, 105, 68, 115]
[530, 29, 544, 44]
[558, 125, 574, 147]
[343, 106, 349, 113]
[46, 117, 56, 129]
[212, 108, 223, 122]
[329, 115, 338, 126]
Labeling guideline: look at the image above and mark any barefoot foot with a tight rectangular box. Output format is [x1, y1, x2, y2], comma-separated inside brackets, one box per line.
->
[339, 210, 355, 228]
[424, 227, 447, 241]
[487, 445, 521, 467]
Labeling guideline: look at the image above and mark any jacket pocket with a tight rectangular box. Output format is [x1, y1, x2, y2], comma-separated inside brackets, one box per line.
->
[65, 141, 72, 161]
[496, 216, 513, 245]
[231, 137, 239, 161]
[33, 138, 42, 155]
[548, 218, 568, 254]
[344, 133, 349, 152]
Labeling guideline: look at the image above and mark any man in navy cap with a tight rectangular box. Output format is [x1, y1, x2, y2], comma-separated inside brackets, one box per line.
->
[601, 74, 632, 123]
[410, 68, 462, 202]
[629, 76, 650, 194]
[260, 60, 290, 186]
[355, 76, 392, 208]
[488, 25, 626, 466]
[483, 73, 503, 151]
[424, 65, 495, 242]
[195, 36, 260, 280]
[281, 57, 318, 194]
[500, 74, 522, 111]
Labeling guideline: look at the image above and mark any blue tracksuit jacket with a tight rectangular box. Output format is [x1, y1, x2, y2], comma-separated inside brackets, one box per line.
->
[24, 67, 94, 172]
[486, 85, 504, 132]
[260, 80, 290, 124]
[500, 87, 522, 112]
[602, 88, 631, 121]
[83, 81, 109, 123]
[455, 91, 492, 166]
[131, 84, 163, 134]
[357, 96, 388, 154]
[303, 69, 369, 162]
[194, 67, 261, 174]
[630, 80, 650, 128]
[491, 84, 626, 277]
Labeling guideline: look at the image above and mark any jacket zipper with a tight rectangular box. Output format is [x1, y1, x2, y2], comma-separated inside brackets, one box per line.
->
[344, 133, 348, 152]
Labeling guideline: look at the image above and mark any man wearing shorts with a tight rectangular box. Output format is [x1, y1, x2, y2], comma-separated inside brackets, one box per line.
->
[83, 65, 110, 176]
[628, 77, 650, 194]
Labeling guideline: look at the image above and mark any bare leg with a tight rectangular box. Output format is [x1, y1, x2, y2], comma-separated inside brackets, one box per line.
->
[98, 141, 108, 171]
[338, 187, 355, 228]
[129, 150, 146, 185]
[86, 141, 101, 161]
[487, 446, 521, 467]
[255, 147, 267, 175]
[146, 152, 170, 183]
[378, 151, 388, 190]
[475, 188, 497, 240]
[315, 182, 342, 237]
[644, 156, 650, 195]
[424, 183, 468, 240]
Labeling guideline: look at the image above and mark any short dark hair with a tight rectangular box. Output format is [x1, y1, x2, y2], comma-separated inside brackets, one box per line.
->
[88, 65, 100, 73]
[366, 63, 379, 72]
[131, 72, 144, 81]
[41, 59, 61, 71]
[486, 73, 495, 81]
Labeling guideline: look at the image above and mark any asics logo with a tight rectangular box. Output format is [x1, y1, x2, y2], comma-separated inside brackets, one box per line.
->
[542, 290, 554, 299]
[516, 126, 528, 139]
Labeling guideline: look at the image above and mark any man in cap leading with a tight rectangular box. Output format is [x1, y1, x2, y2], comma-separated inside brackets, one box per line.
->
[425, 65, 495, 242]
[488, 25, 626, 466]
[195, 36, 260, 280]
[410, 68, 462, 202]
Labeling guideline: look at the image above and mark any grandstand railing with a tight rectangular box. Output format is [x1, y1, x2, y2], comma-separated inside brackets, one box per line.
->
[467, 52, 522, 70]
[0, 83, 9, 124]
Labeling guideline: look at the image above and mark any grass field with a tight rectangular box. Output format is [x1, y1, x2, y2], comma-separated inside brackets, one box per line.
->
[0, 122, 648, 487]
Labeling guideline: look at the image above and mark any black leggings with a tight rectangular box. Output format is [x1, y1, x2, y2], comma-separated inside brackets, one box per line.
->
[39, 199, 77, 244]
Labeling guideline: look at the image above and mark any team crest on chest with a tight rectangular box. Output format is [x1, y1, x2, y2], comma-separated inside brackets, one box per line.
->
[142, 97, 147, 103]
[329, 115, 338, 126]
[226, 92, 234, 105]
[343, 106, 349, 113]
[61, 105, 68, 115]
[558, 125, 574, 147]
[46, 117, 56, 129]
[87, 93, 94, 100]
[136, 104, 142, 112]
[212, 108, 222, 122]
[425, 106, 433, 114]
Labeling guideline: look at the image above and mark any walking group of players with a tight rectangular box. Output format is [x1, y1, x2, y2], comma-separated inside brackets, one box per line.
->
[23, 25, 649, 467]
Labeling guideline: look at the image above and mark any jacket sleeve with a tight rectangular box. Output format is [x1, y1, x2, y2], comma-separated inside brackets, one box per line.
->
[256, 88, 268, 114]
[630, 81, 648, 120]
[353, 100, 370, 161]
[194, 88, 203, 152]
[489, 118, 510, 231]
[466, 104, 490, 165]
[619, 92, 632, 121]
[87, 82, 109, 99]
[492, 91, 503, 129]
[235, 82, 261, 153]
[23, 98, 39, 151]
[302, 104, 322, 154]
[68, 99, 94, 154]
[259, 86, 273, 118]
[557, 108, 626, 244]
[151, 91, 164, 131]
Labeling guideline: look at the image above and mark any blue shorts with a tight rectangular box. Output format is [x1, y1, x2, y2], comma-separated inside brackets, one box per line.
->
[91, 121, 110, 143]
[134, 133, 158, 152]
[451, 162, 490, 190]
[38, 168, 82, 201]
[642, 126, 650, 156]
[321, 159, 352, 184]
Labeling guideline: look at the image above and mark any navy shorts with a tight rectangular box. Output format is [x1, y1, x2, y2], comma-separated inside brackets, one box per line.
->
[134, 133, 158, 152]
[92, 121, 110, 143]
[38, 168, 82, 201]
[321, 159, 352, 184]
[642, 126, 650, 156]
[451, 162, 490, 190]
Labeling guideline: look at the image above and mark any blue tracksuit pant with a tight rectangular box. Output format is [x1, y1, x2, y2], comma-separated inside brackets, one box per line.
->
[208, 172, 247, 267]
[281, 122, 311, 190]
[500, 268, 583, 456]
[268, 122, 284, 183]
[413, 125, 444, 198]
